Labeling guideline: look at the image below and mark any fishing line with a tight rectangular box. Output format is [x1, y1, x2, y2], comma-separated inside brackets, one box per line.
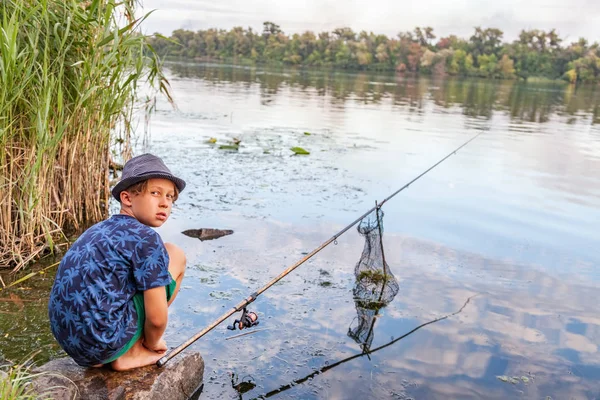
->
[157, 131, 483, 367]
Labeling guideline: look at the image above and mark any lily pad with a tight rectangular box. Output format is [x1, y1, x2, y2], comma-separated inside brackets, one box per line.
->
[497, 375, 509, 382]
[290, 146, 310, 155]
[304, 132, 311, 135]
[207, 137, 217, 144]
[219, 144, 239, 151]
[521, 376, 530, 383]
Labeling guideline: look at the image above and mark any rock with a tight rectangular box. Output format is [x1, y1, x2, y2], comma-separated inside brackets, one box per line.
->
[32, 351, 204, 400]
[182, 228, 233, 241]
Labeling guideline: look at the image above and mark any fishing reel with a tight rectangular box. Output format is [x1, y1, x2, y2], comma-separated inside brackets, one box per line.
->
[227, 307, 259, 331]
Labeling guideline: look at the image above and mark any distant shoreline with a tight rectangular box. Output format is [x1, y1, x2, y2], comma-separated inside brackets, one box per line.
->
[148, 23, 600, 83]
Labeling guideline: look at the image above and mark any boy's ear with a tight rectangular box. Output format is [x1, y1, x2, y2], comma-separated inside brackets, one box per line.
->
[120, 190, 133, 206]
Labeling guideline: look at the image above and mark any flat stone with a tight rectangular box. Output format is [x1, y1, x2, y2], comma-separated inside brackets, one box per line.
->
[182, 228, 233, 241]
[32, 351, 204, 400]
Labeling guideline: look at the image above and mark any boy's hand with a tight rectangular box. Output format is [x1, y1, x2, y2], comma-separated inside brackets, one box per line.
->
[143, 337, 168, 353]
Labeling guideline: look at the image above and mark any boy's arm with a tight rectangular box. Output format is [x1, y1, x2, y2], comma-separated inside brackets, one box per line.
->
[142, 286, 168, 351]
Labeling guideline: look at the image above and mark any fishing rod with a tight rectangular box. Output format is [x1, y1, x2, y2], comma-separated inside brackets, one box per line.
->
[157, 131, 482, 367]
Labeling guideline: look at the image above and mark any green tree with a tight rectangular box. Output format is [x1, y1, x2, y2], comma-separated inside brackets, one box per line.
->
[470, 27, 503, 61]
[414, 27, 436, 48]
[262, 21, 282, 38]
[497, 54, 516, 78]
[450, 49, 474, 75]
[335, 43, 353, 68]
[332, 27, 356, 42]
[477, 54, 498, 77]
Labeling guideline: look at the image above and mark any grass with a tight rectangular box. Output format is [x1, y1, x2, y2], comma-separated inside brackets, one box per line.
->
[0, 0, 171, 271]
[0, 364, 39, 400]
[0, 353, 62, 400]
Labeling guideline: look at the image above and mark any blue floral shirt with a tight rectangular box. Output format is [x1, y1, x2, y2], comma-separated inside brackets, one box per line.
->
[48, 214, 171, 366]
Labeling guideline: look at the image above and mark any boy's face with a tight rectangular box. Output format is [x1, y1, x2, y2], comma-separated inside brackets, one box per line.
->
[121, 178, 176, 227]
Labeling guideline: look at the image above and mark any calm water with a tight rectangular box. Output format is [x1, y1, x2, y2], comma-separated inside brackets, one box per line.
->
[1, 64, 600, 399]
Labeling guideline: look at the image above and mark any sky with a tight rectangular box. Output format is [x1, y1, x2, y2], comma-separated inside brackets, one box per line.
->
[139, 0, 599, 43]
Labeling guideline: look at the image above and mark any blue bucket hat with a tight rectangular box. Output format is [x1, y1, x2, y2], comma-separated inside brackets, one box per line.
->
[111, 153, 186, 201]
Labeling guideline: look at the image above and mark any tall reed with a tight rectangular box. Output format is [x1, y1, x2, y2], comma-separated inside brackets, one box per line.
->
[0, 0, 171, 271]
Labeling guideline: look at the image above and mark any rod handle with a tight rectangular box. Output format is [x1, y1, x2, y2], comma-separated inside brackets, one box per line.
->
[157, 355, 168, 368]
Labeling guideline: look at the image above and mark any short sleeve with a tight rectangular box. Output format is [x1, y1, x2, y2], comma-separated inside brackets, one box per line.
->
[131, 227, 171, 291]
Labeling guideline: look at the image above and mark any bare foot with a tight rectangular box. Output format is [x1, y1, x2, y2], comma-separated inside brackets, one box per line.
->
[110, 338, 163, 371]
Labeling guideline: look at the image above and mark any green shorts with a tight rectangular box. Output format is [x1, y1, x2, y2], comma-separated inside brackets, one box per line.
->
[102, 273, 176, 364]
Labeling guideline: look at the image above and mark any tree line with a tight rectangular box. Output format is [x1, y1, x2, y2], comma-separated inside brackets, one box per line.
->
[148, 22, 600, 83]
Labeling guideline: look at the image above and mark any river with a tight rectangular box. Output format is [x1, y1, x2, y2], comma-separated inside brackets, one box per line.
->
[1, 63, 599, 399]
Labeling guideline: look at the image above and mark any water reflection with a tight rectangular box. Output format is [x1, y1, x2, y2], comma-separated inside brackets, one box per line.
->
[231, 372, 257, 399]
[256, 296, 476, 399]
[154, 218, 600, 399]
[168, 63, 600, 125]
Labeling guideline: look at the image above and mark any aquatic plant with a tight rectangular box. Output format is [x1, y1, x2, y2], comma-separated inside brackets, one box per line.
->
[290, 146, 310, 155]
[0, 0, 171, 271]
[356, 269, 393, 285]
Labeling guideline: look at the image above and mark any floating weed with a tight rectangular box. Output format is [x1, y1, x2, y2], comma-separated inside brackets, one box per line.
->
[219, 144, 239, 151]
[199, 276, 218, 285]
[207, 138, 217, 144]
[209, 291, 232, 300]
[290, 147, 310, 155]
[497, 375, 531, 385]
[195, 264, 225, 272]
[304, 132, 311, 135]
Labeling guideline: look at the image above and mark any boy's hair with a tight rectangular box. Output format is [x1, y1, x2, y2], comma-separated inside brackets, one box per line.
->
[125, 179, 179, 202]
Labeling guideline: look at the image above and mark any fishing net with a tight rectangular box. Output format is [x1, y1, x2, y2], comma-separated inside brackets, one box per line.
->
[348, 208, 399, 352]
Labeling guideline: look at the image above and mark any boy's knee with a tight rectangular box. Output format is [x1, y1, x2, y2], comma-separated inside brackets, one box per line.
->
[164, 243, 186, 269]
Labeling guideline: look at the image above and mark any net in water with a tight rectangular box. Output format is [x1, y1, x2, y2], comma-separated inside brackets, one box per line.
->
[348, 208, 399, 352]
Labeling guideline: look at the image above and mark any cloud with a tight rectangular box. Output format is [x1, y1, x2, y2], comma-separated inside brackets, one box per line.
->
[139, 0, 600, 42]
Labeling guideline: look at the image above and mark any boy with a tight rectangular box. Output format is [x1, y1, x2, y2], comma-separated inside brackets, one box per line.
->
[48, 153, 187, 371]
